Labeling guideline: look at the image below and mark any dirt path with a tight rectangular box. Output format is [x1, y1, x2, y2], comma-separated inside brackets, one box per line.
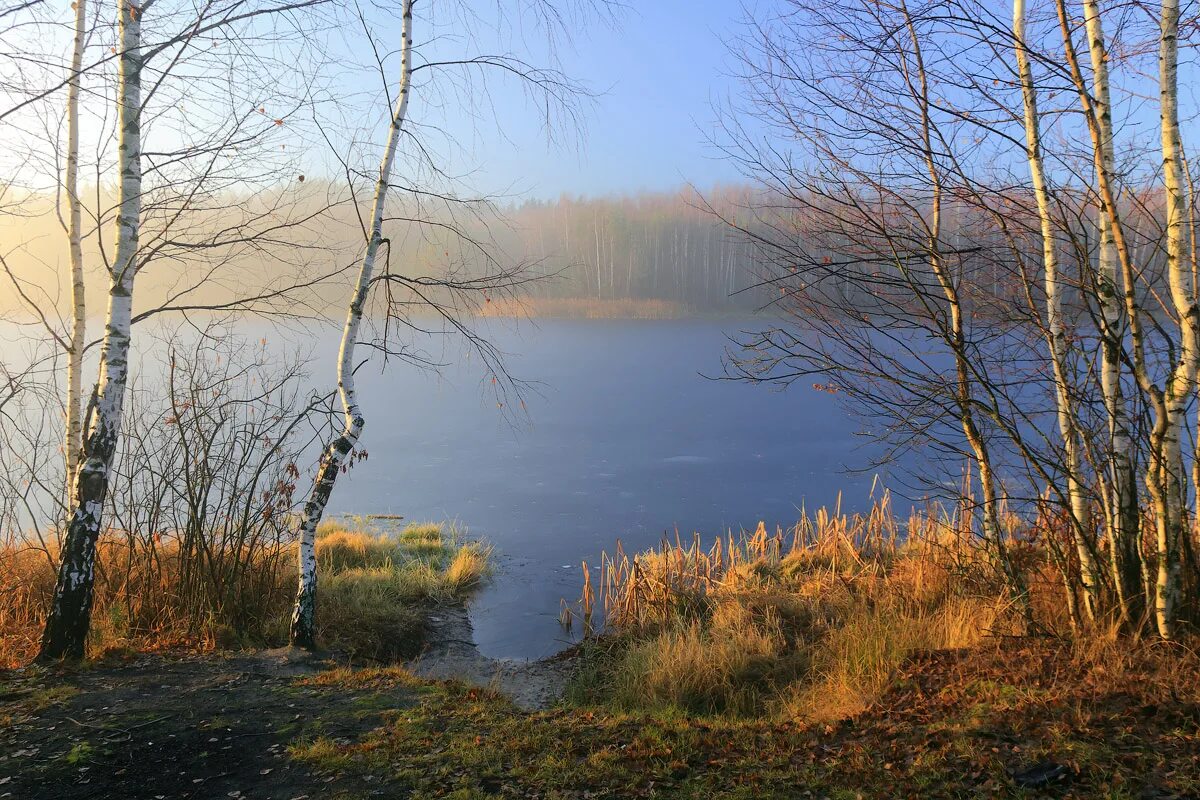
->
[0, 648, 414, 800]
[0, 608, 575, 800]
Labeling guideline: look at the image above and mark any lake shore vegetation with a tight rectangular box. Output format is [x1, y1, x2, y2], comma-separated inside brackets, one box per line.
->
[0, 518, 488, 668]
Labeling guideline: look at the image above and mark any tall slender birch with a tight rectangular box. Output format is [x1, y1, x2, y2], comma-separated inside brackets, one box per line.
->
[1058, 0, 1190, 635]
[1078, 0, 1141, 622]
[63, 0, 87, 497]
[1013, 0, 1101, 620]
[1153, 0, 1192, 637]
[38, 0, 144, 661]
[289, 0, 414, 648]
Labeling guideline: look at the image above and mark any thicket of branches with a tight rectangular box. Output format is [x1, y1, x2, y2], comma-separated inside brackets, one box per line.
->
[722, 0, 1200, 637]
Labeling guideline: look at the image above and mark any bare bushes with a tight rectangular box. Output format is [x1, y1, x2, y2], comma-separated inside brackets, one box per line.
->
[0, 328, 490, 665]
[0, 330, 321, 662]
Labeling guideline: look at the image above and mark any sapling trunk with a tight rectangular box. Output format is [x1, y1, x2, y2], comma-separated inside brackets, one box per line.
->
[1014, 0, 1102, 620]
[64, 0, 87, 496]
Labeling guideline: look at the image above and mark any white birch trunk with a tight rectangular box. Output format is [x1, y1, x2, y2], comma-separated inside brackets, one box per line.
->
[64, 0, 87, 499]
[1073, 0, 1144, 622]
[1014, 0, 1101, 619]
[1153, 0, 1191, 638]
[289, 0, 414, 648]
[38, 0, 142, 661]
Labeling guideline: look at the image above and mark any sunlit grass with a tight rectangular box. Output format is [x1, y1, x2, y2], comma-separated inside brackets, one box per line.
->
[314, 520, 491, 660]
[0, 518, 489, 665]
[566, 492, 1028, 721]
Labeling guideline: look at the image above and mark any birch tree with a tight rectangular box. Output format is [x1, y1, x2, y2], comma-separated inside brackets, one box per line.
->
[712, 0, 1049, 611]
[1054, 0, 1193, 637]
[1013, 0, 1101, 620]
[62, 0, 87, 493]
[288, 0, 602, 648]
[901, 1, 1021, 602]
[33, 0, 345, 660]
[289, 0, 414, 648]
[1152, 0, 1192, 637]
[37, 0, 144, 660]
[1076, 0, 1142, 626]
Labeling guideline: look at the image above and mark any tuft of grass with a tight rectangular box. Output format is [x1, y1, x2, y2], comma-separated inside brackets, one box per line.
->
[287, 735, 352, 772]
[315, 522, 491, 660]
[567, 492, 1028, 722]
[298, 665, 421, 690]
[443, 544, 491, 595]
[315, 529, 402, 573]
[317, 568, 429, 660]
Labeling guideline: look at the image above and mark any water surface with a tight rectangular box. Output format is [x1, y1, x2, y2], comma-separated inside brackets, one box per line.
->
[324, 319, 887, 659]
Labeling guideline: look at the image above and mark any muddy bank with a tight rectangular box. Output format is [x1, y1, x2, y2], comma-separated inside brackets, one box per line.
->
[409, 604, 575, 711]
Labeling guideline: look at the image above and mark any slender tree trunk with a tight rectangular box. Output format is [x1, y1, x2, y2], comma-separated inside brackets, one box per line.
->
[1083, 0, 1141, 624]
[64, 0, 87, 497]
[1061, 0, 1146, 625]
[1153, 0, 1192, 638]
[38, 0, 142, 661]
[290, 0, 414, 648]
[1014, 0, 1101, 619]
[1186, 155, 1200, 534]
[902, 2, 1027, 615]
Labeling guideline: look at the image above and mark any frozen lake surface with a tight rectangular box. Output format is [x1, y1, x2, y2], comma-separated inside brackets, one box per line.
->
[321, 318, 891, 659]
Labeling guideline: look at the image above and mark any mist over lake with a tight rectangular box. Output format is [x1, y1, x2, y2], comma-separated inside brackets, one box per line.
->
[309, 318, 891, 659]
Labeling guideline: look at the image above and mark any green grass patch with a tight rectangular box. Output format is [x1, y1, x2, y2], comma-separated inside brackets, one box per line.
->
[313, 521, 491, 660]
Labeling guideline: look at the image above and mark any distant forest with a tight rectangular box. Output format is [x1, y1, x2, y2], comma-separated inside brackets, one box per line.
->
[486, 187, 774, 312]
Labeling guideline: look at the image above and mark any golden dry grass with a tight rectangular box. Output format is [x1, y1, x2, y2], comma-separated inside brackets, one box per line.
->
[0, 519, 488, 666]
[567, 491, 1049, 721]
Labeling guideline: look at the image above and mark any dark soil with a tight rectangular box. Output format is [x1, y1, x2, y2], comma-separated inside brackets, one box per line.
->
[0, 648, 412, 800]
[2, 640, 1199, 799]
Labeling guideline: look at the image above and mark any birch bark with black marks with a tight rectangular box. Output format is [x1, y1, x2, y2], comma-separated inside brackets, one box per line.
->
[1014, 0, 1101, 621]
[37, 0, 143, 661]
[1060, 0, 1191, 636]
[289, 0, 414, 649]
[64, 0, 87, 499]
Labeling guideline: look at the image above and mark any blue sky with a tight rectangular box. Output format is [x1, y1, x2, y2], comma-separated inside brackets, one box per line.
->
[411, 1, 753, 199]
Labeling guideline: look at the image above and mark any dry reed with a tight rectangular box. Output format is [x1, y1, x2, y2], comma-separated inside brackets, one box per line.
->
[566, 491, 1055, 719]
[0, 519, 488, 666]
